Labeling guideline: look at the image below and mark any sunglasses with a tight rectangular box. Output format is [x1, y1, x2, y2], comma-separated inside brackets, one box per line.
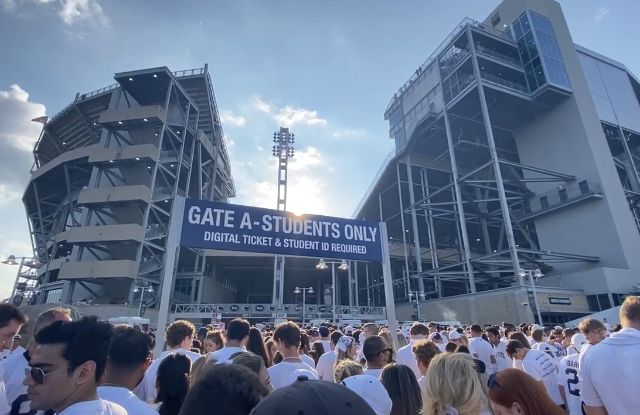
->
[487, 373, 501, 389]
[25, 367, 65, 385]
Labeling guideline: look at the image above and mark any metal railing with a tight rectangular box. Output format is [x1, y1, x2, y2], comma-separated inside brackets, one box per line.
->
[173, 67, 205, 78]
[440, 50, 471, 79]
[480, 71, 529, 94]
[514, 180, 603, 220]
[475, 44, 522, 67]
[172, 303, 386, 319]
[78, 83, 119, 101]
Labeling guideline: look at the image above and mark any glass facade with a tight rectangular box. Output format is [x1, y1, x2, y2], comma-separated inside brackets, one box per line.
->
[513, 12, 545, 92]
[530, 11, 571, 89]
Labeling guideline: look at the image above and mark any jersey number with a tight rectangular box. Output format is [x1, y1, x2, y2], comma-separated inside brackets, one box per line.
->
[565, 368, 580, 396]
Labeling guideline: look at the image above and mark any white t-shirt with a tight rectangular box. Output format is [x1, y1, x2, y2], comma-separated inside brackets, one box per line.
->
[300, 353, 315, 369]
[468, 337, 495, 375]
[268, 361, 317, 390]
[0, 360, 10, 414]
[362, 367, 383, 379]
[491, 341, 511, 372]
[531, 341, 556, 359]
[98, 386, 157, 415]
[315, 351, 337, 381]
[207, 346, 245, 363]
[521, 349, 563, 405]
[557, 353, 581, 415]
[551, 343, 566, 360]
[581, 328, 640, 414]
[137, 348, 200, 403]
[395, 343, 420, 379]
[57, 399, 127, 415]
[1, 350, 48, 415]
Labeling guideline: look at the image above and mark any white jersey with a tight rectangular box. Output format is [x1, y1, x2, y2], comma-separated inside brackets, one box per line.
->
[300, 353, 315, 369]
[531, 341, 555, 359]
[557, 353, 581, 415]
[395, 342, 421, 379]
[137, 348, 200, 403]
[98, 386, 157, 415]
[491, 341, 511, 372]
[315, 351, 337, 381]
[468, 337, 495, 375]
[551, 343, 567, 360]
[522, 349, 563, 405]
[268, 361, 317, 390]
[58, 399, 127, 415]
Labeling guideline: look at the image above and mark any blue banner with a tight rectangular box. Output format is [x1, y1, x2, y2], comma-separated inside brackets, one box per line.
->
[180, 199, 383, 262]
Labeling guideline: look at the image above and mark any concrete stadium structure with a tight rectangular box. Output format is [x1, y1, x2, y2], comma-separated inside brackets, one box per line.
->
[18, 0, 640, 325]
[354, 0, 640, 324]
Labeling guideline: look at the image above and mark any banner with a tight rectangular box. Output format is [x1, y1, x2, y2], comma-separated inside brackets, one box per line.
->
[180, 199, 383, 262]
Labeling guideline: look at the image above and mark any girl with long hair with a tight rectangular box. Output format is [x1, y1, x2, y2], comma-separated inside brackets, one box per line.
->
[247, 327, 271, 368]
[487, 369, 564, 415]
[155, 354, 191, 415]
[380, 363, 422, 415]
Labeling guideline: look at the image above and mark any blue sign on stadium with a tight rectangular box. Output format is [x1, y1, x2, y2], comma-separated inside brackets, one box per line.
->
[180, 199, 383, 262]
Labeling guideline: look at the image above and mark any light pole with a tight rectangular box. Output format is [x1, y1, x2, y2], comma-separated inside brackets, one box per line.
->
[2, 255, 40, 305]
[133, 283, 154, 317]
[315, 259, 349, 323]
[294, 286, 314, 326]
[408, 290, 425, 321]
[518, 268, 544, 325]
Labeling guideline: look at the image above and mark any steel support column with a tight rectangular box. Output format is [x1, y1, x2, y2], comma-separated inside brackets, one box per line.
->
[406, 157, 425, 294]
[420, 167, 440, 296]
[467, 26, 522, 285]
[396, 163, 411, 297]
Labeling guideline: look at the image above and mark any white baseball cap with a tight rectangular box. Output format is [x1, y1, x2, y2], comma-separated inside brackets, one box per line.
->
[531, 324, 543, 331]
[448, 331, 461, 340]
[571, 333, 587, 352]
[341, 375, 392, 415]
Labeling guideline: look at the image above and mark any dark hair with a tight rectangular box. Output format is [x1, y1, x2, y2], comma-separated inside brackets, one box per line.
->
[247, 327, 270, 368]
[319, 326, 330, 338]
[455, 345, 470, 354]
[330, 330, 344, 346]
[226, 319, 251, 342]
[179, 364, 267, 415]
[35, 316, 111, 381]
[0, 304, 27, 329]
[273, 322, 300, 348]
[486, 327, 500, 337]
[505, 340, 525, 356]
[489, 369, 565, 415]
[363, 335, 388, 361]
[205, 331, 225, 349]
[469, 324, 482, 334]
[410, 323, 429, 336]
[165, 320, 195, 348]
[300, 331, 310, 353]
[272, 351, 283, 364]
[531, 329, 543, 342]
[311, 342, 325, 365]
[156, 354, 190, 415]
[109, 326, 152, 369]
[380, 364, 422, 415]
[444, 342, 457, 353]
[509, 332, 531, 349]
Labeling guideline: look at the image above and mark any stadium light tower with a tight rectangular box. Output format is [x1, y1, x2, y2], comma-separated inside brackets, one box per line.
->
[272, 127, 295, 315]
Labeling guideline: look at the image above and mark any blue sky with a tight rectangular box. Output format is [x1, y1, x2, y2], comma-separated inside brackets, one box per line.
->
[0, 0, 637, 299]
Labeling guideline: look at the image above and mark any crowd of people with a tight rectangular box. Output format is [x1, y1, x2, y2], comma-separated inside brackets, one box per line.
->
[0, 295, 637, 414]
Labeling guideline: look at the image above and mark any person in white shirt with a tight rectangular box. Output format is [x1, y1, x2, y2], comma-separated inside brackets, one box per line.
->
[3, 307, 71, 415]
[557, 349, 581, 415]
[411, 340, 441, 387]
[468, 325, 496, 375]
[137, 319, 201, 403]
[395, 323, 428, 379]
[530, 328, 555, 358]
[577, 318, 606, 368]
[486, 327, 510, 372]
[581, 296, 640, 415]
[316, 331, 343, 381]
[355, 323, 379, 364]
[312, 326, 332, 356]
[362, 335, 392, 379]
[267, 322, 317, 389]
[0, 304, 29, 415]
[547, 329, 566, 360]
[25, 317, 126, 415]
[506, 339, 563, 406]
[207, 318, 250, 362]
[98, 326, 157, 415]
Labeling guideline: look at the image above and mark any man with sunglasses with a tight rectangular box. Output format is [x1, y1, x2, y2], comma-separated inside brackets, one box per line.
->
[2, 307, 71, 415]
[98, 326, 155, 414]
[362, 335, 392, 378]
[24, 317, 126, 415]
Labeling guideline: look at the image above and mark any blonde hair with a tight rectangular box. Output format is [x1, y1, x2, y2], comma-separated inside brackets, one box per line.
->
[422, 353, 488, 415]
[334, 359, 363, 383]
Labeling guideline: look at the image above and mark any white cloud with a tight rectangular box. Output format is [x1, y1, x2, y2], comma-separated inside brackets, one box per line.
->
[220, 110, 246, 127]
[59, 0, 107, 26]
[331, 129, 366, 139]
[252, 95, 327, 128]
[288, 146, 322, 172]
[594, 7, 610, 23]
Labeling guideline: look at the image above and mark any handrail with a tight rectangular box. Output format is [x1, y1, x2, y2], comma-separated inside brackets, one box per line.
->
[480, 71, 528, 93]
[475, 44, 522, 67]
[173, 67, 205, 78]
